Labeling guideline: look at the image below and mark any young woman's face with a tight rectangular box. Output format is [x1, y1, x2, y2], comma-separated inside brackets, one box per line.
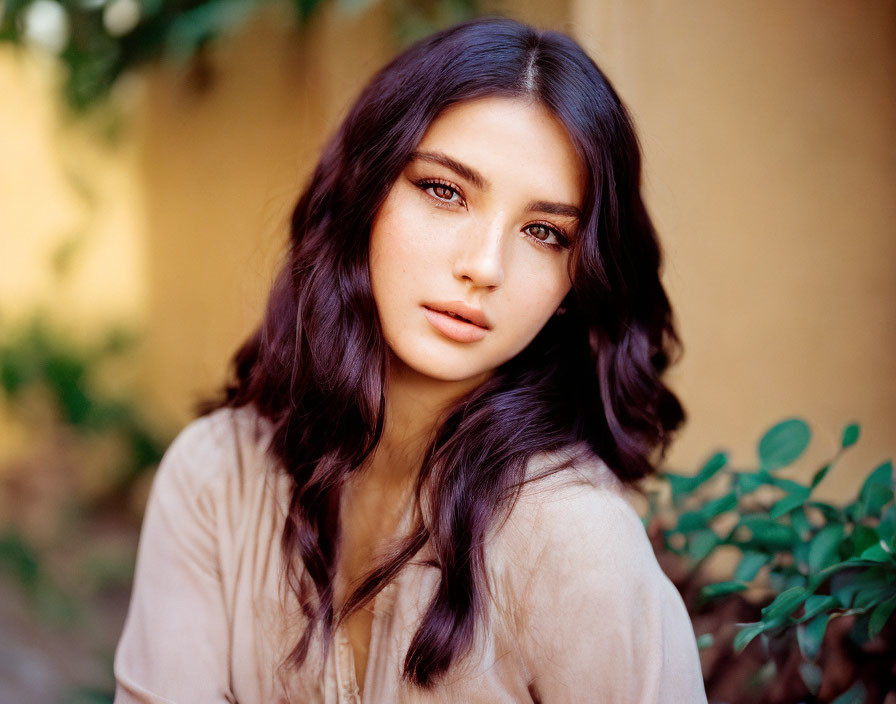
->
[369, 95, 586, 388]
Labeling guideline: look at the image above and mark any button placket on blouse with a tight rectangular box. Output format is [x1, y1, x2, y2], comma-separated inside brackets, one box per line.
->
[337, 582, 400, 703]
[335, 629, 361, 703]
[335, 492, 413, 703]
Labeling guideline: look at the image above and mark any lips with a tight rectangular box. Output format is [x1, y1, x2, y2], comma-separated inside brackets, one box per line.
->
[422, 306, 489, 343]
[422, 301, 491, 330]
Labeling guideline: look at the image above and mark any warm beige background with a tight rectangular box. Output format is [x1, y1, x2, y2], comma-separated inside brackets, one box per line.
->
[573, 1, 896, 495]
[2, 1, 893, 498]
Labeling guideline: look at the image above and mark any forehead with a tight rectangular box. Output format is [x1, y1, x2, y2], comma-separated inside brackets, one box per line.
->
[414, 96, 587, 205]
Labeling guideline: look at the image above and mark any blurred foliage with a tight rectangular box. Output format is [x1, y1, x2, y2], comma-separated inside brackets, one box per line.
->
[383, 0, 476, 46]
[648, 420, 895, 703]
[0, 315, 168, 497]
[0, 0, 479, 112]
[61, 687, 115, 704]
[0, 526, 81, 626]
[0, 312, 170, 699]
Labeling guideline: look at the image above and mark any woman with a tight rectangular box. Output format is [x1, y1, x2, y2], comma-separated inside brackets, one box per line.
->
[114, 15, 708, 704]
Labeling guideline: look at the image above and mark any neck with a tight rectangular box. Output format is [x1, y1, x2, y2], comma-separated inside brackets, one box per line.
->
[360, 352, 491, 492]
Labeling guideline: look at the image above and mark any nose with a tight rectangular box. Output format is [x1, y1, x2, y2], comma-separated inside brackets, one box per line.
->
[451, 216, 505, 290]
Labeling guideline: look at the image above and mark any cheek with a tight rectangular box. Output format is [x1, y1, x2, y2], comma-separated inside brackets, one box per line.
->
[371, 205, 444, 284]
[369, 206, 436, 312]
[514, 257, 572, 311]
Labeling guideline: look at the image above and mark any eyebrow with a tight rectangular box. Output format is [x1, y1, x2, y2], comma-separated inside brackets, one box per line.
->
[408, 149, 582, 221]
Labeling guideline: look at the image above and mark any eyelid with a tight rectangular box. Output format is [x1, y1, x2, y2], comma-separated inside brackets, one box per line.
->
[413, 175, 572, 250]
[414, 177, 466, 207]
[526, 221, 571, 249]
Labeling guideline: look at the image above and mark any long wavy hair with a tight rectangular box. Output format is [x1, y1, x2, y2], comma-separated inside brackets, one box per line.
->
[201, 15, 685, 689]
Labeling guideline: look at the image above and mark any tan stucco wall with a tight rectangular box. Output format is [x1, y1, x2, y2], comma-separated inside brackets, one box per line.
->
[0, 50, 146, 339]
[137, 2, 413, 424]
[572, 0, 896, 498]
[3, 2, 892, 500]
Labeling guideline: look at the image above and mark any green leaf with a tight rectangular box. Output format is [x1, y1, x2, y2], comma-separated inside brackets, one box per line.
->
[830, 565, 888, 608]
[790, 507, 811, 538]
[695, 451, 728, 483]
[808, 524, 845, 574]
[858, 461, 894, 517]
[859, 542, 894, 563]
[734, 551, 772, 582]
[793, 540, 810, 567]
[702, 491, 738, 519]
[666, 451, 728, 502]
[762, 586, 808, 621]
[687, 529, 720, 562]
[797, 612, 830, 660]
[831, 680, 867, 704]
[862, 484, 894, 519]
[770, 487, 811, 519]
[811, 462, 832, 490]
[880, 504, 896, 545]
[841, 423, 860, 448]
[848, 525, 880, 558]
[843, 502, 861, 523]
[757, 418, 811, 472]
[676, 510, 708, 533]
[695, 633, 713, 650]
[735, 471, 769, 494]
[852, 579, 896, 611]
[807, 560, 863, 592]
[738, 516, 800, 551]
[869, 594, 896, 638]
[799, 594, 841, 622]
[666, 472, 696, 504]
[700, 581, 748, 600]
[733, 621, 771, 652]
[766, 475, 810, 494]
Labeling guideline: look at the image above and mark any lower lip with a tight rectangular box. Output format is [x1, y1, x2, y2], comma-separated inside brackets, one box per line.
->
[422, 306, 488, 343]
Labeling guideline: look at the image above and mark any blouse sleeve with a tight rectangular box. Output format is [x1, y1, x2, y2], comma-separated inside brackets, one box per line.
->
[510, 475, 708, 704]
[113, 414, 236, 704]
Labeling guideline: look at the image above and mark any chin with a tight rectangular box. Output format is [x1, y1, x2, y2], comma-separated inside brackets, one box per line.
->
[390, 349, 493, 385]
[413, 360, 490, 384]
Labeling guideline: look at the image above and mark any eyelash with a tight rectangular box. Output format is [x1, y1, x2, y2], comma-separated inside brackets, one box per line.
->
[413, 178, 571, 251]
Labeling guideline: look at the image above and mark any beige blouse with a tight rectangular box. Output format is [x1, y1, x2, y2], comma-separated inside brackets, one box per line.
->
[113, 406, 707, 703]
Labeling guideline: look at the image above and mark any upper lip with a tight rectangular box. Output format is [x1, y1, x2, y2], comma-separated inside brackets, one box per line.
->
[423, 301, 492, 330]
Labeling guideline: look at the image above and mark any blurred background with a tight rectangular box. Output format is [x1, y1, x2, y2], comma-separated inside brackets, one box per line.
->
[1, 0, 894, 701]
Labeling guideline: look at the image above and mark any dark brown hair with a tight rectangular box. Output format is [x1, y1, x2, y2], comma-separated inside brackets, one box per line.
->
[201, 15, 685, 688]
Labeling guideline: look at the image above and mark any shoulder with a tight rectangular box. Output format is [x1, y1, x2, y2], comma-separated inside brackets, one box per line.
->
[486, 440, 686, 638]
[114, 406, 273, 701]
[488, 442, 655, 579]
[488, 444, 707, 701]
[149, 404, 276, 516]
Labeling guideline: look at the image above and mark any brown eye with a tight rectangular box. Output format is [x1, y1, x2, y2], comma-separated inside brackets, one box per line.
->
[415, 178, 464, 206]
[529, 225, 551, 241]
[432, 184, 455, 201]
[522, 223, 570, 251]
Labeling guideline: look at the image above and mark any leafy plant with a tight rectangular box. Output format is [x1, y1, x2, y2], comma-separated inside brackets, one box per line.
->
[0, 0, 478, 112]
[648, 420, 895, 703]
